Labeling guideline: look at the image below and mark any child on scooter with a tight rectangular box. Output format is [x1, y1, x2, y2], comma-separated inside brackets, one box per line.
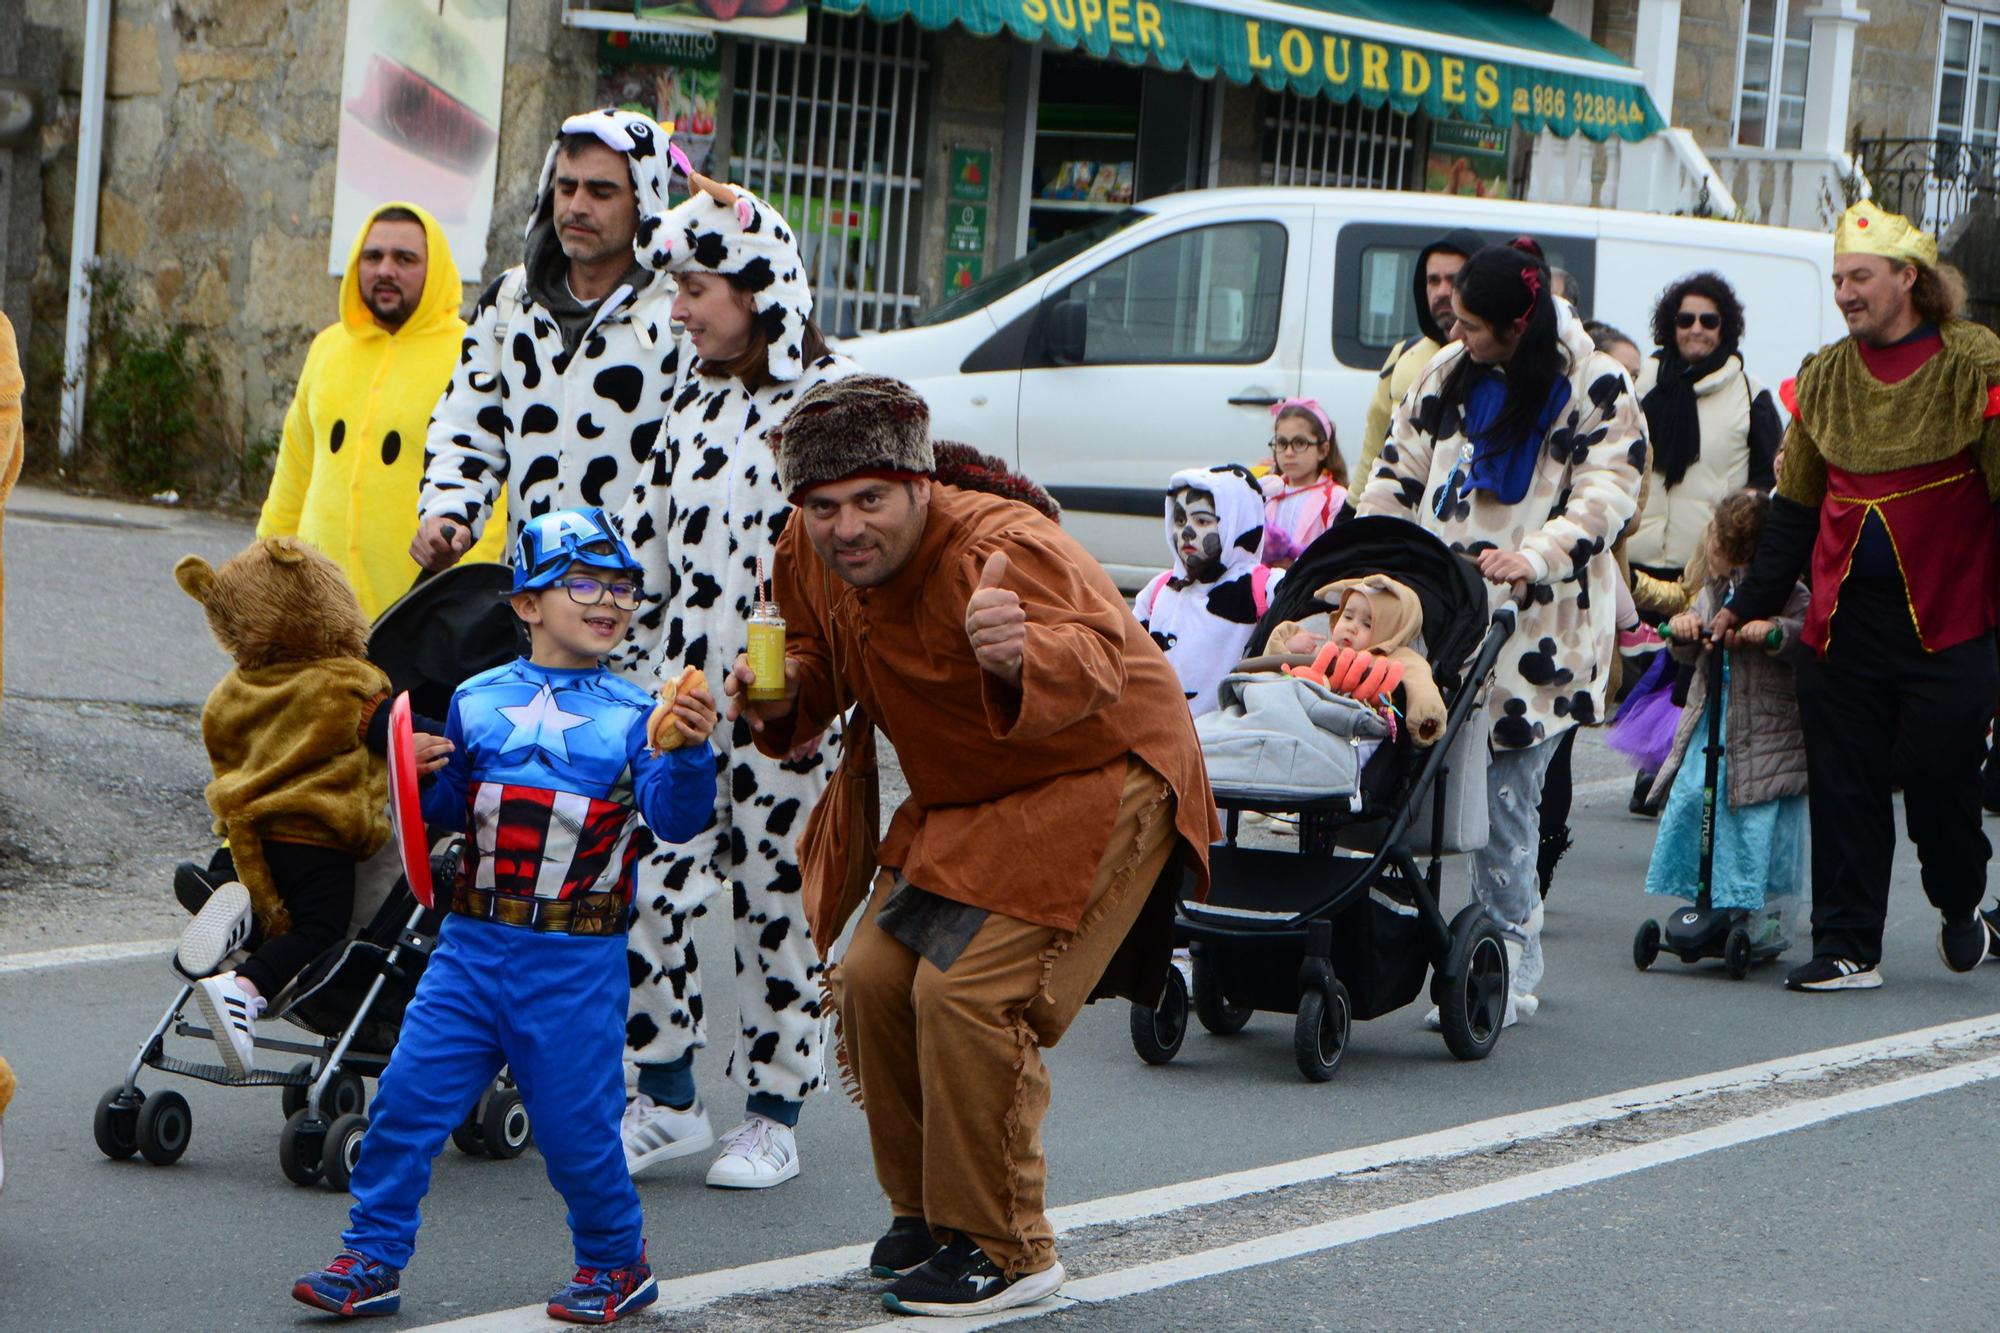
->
[1640, 490, 1809, 951]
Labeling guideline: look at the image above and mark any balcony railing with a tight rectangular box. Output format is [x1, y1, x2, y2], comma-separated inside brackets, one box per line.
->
[1856, 138, 2000, 236]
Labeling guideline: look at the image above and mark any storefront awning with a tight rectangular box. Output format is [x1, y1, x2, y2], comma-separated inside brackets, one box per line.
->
[823, 0, 1663, 141]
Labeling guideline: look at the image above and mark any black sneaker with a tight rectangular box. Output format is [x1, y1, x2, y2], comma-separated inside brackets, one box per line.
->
[1983, 906, 2000, 961]
[1786, 957, 1882, 991]
[869, 1217, 940, 1279]
[1939, 915, 1988, 973]
[881, 1234, 1065, 1317]
[1629, 772, 1660, 818]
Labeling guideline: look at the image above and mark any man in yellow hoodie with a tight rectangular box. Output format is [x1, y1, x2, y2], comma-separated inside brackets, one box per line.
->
[258, 202, 505, 621]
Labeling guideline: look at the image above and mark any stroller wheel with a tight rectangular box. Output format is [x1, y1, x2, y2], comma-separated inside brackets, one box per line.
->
[319, 1071, 367, 1120]
[93, 1086, 144, 1161]
[1440, 906, 1508, 1061]
[135, 1091, 192, 1166]
[480, 1087, 533, 1159]
[451, 1099, 487, 1156]
[1128, 964, 1188, 1066]
[1724, 925, 1754, 980]
[279, 1108, 327, 1187]
[1191, 957, 1253, 1036]
[1293, 980, 1351, 1083]
[1632, 919, 1663, 972]
[281, 1061, 313, 1120]
[321, 1113, 370, 1191]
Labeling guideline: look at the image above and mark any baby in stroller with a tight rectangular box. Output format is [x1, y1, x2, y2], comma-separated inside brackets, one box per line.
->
[1256, 573, 1447, 750]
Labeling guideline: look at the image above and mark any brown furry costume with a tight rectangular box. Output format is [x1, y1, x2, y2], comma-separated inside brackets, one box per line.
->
[175, 537, 390, 935]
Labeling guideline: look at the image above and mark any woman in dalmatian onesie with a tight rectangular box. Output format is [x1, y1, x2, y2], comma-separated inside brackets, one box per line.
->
[617, 173, 859, 1189]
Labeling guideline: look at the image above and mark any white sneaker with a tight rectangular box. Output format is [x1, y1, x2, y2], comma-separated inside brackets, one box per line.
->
[174, 881, 253, 981]
[1171, 947, 1194, 991]
[704, 1114, 800, 1190]
[622, 1094, 713, 1176]
[1425, 995, 1535, 1030]
[191, 972, 260, 1077]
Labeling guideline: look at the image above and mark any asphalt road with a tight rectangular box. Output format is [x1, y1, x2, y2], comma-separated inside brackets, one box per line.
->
[2, 485, 1998, 1329]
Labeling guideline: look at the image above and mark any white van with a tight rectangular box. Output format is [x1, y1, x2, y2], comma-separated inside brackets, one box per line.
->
[844, 187, 1838, 588]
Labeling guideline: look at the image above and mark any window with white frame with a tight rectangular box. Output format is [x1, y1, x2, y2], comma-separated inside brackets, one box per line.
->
[1936, 7, 2000, 151]
[1735, 0, 1812, 150]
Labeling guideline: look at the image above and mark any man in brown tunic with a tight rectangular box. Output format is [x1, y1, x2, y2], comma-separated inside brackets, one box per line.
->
[723, 375, 1215, 1318]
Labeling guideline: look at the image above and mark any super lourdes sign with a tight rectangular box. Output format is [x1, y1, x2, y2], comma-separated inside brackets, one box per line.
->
[828, 0, 1663, 142]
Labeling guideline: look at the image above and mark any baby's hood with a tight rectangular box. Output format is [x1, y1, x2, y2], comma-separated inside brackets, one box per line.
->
[1314, 574, 1425, 654]
[1164, 463, 1266, 581]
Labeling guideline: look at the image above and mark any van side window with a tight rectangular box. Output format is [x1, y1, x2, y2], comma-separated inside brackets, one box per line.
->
[1061, 222, 1286, 366]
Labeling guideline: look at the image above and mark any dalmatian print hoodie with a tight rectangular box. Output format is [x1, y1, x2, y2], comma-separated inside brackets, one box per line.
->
[1358, 302, 1646, 749]
[418, 108, 681, 678]
[1135, 463, 1282, 717]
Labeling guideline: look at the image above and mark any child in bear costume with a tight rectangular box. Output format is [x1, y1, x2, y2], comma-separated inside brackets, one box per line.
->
[1254, 574, 1447, 748]
[172, 536, 393, 1079]
[1135, 463, 1282, 718]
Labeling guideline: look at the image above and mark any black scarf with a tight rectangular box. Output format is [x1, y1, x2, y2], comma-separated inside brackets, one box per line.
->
[1640, 346, 1736, 489]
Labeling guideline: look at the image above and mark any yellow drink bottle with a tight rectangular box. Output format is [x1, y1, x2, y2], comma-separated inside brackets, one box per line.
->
[746, 600, 788, 702]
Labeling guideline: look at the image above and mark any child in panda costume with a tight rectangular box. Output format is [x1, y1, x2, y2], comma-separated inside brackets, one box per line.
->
[1134, 464, 1282, 717]
[617, 173, 858, 1188]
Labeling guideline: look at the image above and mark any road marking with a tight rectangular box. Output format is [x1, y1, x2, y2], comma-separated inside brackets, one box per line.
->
[845, 1052, 2000, 1331]
[0, 937, 177, 975]
[405, 1012, 2000, 1332]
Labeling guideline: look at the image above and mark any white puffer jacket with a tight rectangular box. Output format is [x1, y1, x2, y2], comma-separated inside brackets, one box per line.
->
[1626, 352, 1780, 573]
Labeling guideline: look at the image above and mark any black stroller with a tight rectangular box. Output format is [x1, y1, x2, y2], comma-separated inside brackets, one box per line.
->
[1129, 517, 1520, 1081]
[92, 563, 532, 1186]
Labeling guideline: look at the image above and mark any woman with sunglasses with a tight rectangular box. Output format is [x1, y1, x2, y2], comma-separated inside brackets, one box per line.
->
[1628, 273, 1784, 584]
[1359, 240, 1645, 1025]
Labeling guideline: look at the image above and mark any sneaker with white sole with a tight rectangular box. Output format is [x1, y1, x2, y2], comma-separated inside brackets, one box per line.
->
[1939, 914, 1987, 973]
[882, 1235, 1065, 1317]
[191, 972, 260, 1077]
[174, 881, 253, 981]
[704, 1114, 799, 1189]
[1786, 957, 1882, 991]
[622, 1095, 713, 1176]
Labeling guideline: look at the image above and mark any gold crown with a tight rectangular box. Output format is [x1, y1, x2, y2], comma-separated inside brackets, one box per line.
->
[1833, 201, 1937, 268]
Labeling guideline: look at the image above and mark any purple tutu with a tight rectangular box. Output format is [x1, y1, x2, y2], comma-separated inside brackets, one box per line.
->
[1605, 651, 1681, 773]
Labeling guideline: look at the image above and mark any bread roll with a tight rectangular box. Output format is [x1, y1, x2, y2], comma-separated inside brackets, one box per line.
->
[646, 665, 708, 752]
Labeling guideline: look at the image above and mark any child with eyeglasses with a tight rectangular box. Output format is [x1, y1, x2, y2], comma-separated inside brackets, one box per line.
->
[1259, 398, 1348, 569]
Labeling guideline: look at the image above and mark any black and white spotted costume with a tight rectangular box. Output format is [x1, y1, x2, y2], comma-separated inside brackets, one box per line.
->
[622, 183, 858, 1105]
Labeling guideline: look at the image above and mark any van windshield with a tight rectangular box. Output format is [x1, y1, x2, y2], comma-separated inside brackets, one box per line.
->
[909, 209, 1148, 327]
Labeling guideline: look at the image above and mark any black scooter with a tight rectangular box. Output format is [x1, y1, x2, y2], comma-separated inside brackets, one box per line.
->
[1632, 623, 1787, 980]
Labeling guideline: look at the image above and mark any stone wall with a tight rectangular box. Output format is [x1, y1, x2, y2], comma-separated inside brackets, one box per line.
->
[24, 0, 594, 478]
[1849, 0, 1940, 145]
[916, 30, 1010, 311]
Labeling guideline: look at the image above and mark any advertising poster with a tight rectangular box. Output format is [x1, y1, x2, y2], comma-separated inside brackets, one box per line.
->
[632, 0, 809, 44]
[328, 0, 509, 277]
[1425, 116, 1513, 200]
[598, 30, 721, 191]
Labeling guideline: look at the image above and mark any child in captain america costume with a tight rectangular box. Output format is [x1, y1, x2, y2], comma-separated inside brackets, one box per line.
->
[294, 507, 719, 1325]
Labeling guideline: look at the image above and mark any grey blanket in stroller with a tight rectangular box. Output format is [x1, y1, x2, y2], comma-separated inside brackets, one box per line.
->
[1197, 671, 1390, 806]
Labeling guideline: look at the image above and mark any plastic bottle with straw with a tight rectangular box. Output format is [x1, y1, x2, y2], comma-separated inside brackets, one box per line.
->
[746, 557, 787, 702]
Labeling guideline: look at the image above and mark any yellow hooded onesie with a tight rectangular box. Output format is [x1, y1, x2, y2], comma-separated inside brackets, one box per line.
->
[258, 202, 506, 621]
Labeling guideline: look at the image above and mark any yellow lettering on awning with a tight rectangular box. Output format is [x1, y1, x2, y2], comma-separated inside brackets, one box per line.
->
[1361, 42, 1389, 91]
[1478, 64, 1503, 110]
[1137, 0, 1162, 47]
[1022, 0, 1048, 23]
[1400, 50, 1431, 97]
[1441, 56, 1466, 105]
[1510, 86, 1530, 115]
[1324, 35, 1351, 85]
[1280, 27, 1313, 77]
[1078, 0, 1102, 37]
[1106, 0, 1134, 44]
[1246, 20, 1274, 71]
[1048, 0, 1076, 31]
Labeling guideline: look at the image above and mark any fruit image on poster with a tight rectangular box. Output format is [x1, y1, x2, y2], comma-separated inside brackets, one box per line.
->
[951, 148, 991, 202]
[946, 257, 984, 291]
[1425, 116, 1512, 200]
[632, 0, 809, 43]
[598, 31, 720, 188]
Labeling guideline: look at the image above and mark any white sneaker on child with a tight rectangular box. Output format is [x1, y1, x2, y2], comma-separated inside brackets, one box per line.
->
[705, 1114, 800, 1190]
[174, 881, 253, 981]
[622, 1095, 713, 1176]
[191, 972, 261, 1077]
[1423, 994, 1535, 1031]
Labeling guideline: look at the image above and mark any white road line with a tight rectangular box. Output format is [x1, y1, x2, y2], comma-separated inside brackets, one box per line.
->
[405, 1013, 2000, 1332]
[0, 937, 177, 975]
[846, 1052, 2000, 1332]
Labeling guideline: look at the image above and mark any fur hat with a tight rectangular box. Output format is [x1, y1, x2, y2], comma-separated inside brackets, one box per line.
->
[932, 441, 1061, 522]
[175, 537, 370, 670]
[636, 175, 814, 382]
[771, 375, 934, 500]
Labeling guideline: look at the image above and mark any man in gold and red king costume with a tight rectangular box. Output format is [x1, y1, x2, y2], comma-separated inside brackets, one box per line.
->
[1715, 201, 2000, 991]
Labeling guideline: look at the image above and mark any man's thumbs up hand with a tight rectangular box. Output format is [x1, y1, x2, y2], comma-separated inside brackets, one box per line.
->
[966, 549, 1027, 686]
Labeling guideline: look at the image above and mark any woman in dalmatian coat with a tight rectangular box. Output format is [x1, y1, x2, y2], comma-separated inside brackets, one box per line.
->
[1358, 241, 1644, 1024]
[616, 174, 859, 1189]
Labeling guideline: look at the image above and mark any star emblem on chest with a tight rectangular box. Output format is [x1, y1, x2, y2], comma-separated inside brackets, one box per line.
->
[496, 685, 591, 762]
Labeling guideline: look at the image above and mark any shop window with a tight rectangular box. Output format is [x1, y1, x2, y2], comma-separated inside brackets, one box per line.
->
[729, 12, 927, 336]
[1060, 223, 1286, 365]
[1262, 90, 1417, 190]
[1734, 0, 1812, 151]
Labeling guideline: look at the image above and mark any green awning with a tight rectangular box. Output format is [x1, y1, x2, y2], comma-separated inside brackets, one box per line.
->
[822, 0, 1663, 141]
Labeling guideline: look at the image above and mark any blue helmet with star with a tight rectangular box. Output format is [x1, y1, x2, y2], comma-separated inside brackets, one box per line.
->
[511, 508, 641, 595]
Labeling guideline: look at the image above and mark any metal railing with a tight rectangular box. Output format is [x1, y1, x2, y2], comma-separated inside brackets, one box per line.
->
[1856, 137, 2000, 236]
[1261, 91, 1416, 191]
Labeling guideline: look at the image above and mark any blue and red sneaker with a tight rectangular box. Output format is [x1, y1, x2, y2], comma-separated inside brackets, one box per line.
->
[545, 1245, 658, 1324]
[292, 1249, 402, 1317]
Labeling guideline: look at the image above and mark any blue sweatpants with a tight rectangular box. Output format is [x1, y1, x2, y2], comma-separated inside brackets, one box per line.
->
[343, 915, 643, 1271]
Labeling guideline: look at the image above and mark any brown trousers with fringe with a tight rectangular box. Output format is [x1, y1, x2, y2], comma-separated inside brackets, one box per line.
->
[833, 757, 1176, 1277]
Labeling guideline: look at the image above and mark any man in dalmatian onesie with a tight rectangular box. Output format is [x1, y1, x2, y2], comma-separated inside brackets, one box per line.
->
[416, 109, 840, 1187]
[611, 172, 859, 1189]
